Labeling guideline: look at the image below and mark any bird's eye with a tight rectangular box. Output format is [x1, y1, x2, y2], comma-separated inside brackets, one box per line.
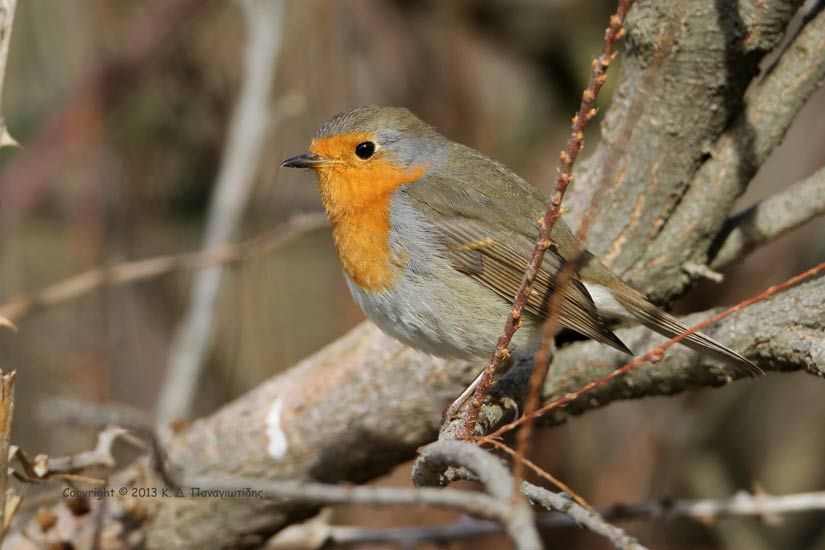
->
[355, 141, 376, 160]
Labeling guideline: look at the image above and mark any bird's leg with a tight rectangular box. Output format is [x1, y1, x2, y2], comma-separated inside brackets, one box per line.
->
[442, 368, 487, 424]
[444, 355, 521, 439]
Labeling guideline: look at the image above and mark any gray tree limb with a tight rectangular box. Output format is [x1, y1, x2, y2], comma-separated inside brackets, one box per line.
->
[711, 167, 825, 269]
[522, 483, 646, 550]
[567, 0, 825, 304]
[635, 4, 825, 300]
[176, 441, 542, 550]
[268, 489, 825, 548]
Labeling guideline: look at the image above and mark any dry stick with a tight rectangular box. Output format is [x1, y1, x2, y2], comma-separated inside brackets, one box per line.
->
[485, 438, 589, 510]
[0, 213, 328, 323]
[457, 0, 635, 442]
[522, 482, 647, 550]
[8, 427, 142, 482]
[508, 0, 636, 487]
[157, 0, 290, 426]
[0, 371, 15, 542]
[485, 259, 825, 440]
[319, 490, 825, 547]
[415, 441, 638, 549]
[0, 316, 13, 332]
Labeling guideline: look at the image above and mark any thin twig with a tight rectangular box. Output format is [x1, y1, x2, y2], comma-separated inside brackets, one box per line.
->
[157, 0, 292, 426]
[8, 427, 142, 483]
[523, 482, 647, 550]
[0, 213, 327, 323]
[509, 0, 636, 487]
[0, 371, 16, 542]
[485, 260, 825, 440]
[0, 315, 14, 332]
[485, 438, 590, 510]
[459, 0, 634, 443]
[515, 0, 690, 493]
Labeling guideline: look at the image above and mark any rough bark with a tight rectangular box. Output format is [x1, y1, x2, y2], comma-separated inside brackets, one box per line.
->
[567, 0, 808, 302]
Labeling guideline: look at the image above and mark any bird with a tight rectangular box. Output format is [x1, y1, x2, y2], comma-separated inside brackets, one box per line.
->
[282, 105, 759, 385]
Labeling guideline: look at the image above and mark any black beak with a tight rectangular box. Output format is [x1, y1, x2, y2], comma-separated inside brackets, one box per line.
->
[281, 152, 332, 169]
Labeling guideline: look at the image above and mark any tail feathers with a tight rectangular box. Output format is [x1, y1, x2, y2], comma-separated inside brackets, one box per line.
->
[613, 288, 762, 377]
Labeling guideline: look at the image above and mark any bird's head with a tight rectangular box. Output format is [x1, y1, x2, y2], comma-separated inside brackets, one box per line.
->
[282, 106, 444, 217]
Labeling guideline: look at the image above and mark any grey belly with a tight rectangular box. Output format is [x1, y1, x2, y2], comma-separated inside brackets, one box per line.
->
[345, 259, 538, 360]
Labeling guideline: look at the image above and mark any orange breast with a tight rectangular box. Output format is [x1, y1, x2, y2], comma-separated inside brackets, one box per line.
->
[310, 135, 427, 291]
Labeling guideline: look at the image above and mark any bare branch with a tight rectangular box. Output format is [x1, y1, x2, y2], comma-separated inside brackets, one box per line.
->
[0, 371, 16, 542]
[566, 0, 806, 304]
[711, 167, 825, 268]
[9, 260, 821, 548]
[0, 0, 19, 148]
[412, 442, 641, 549]
[522, 482, 646, 550]
[606, 489, 825, 521]
[38, 428, 141, 476]
[157, 0, 292, 426]
[488, 261, 824, 437]
[276, 489, 825, 548]
[185, 440, 541, 550]
[0, 213, 327, 324]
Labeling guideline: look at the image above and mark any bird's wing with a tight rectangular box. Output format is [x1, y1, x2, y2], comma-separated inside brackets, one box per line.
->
[435, 216, 631, 354]
[404, 161, 630, 354]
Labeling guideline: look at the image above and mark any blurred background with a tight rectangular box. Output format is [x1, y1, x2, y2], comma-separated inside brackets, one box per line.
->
[0, 0, 823, 548]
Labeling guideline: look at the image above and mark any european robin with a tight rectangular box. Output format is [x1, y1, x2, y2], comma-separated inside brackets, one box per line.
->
[282, 106, 758, 380]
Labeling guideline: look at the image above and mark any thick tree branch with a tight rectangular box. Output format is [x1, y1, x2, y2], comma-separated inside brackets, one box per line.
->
[634, 5, 825, 299]
[711, 167, 825, 268]
[12, 273, 821, 548]
[568, 0, 801, 285]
